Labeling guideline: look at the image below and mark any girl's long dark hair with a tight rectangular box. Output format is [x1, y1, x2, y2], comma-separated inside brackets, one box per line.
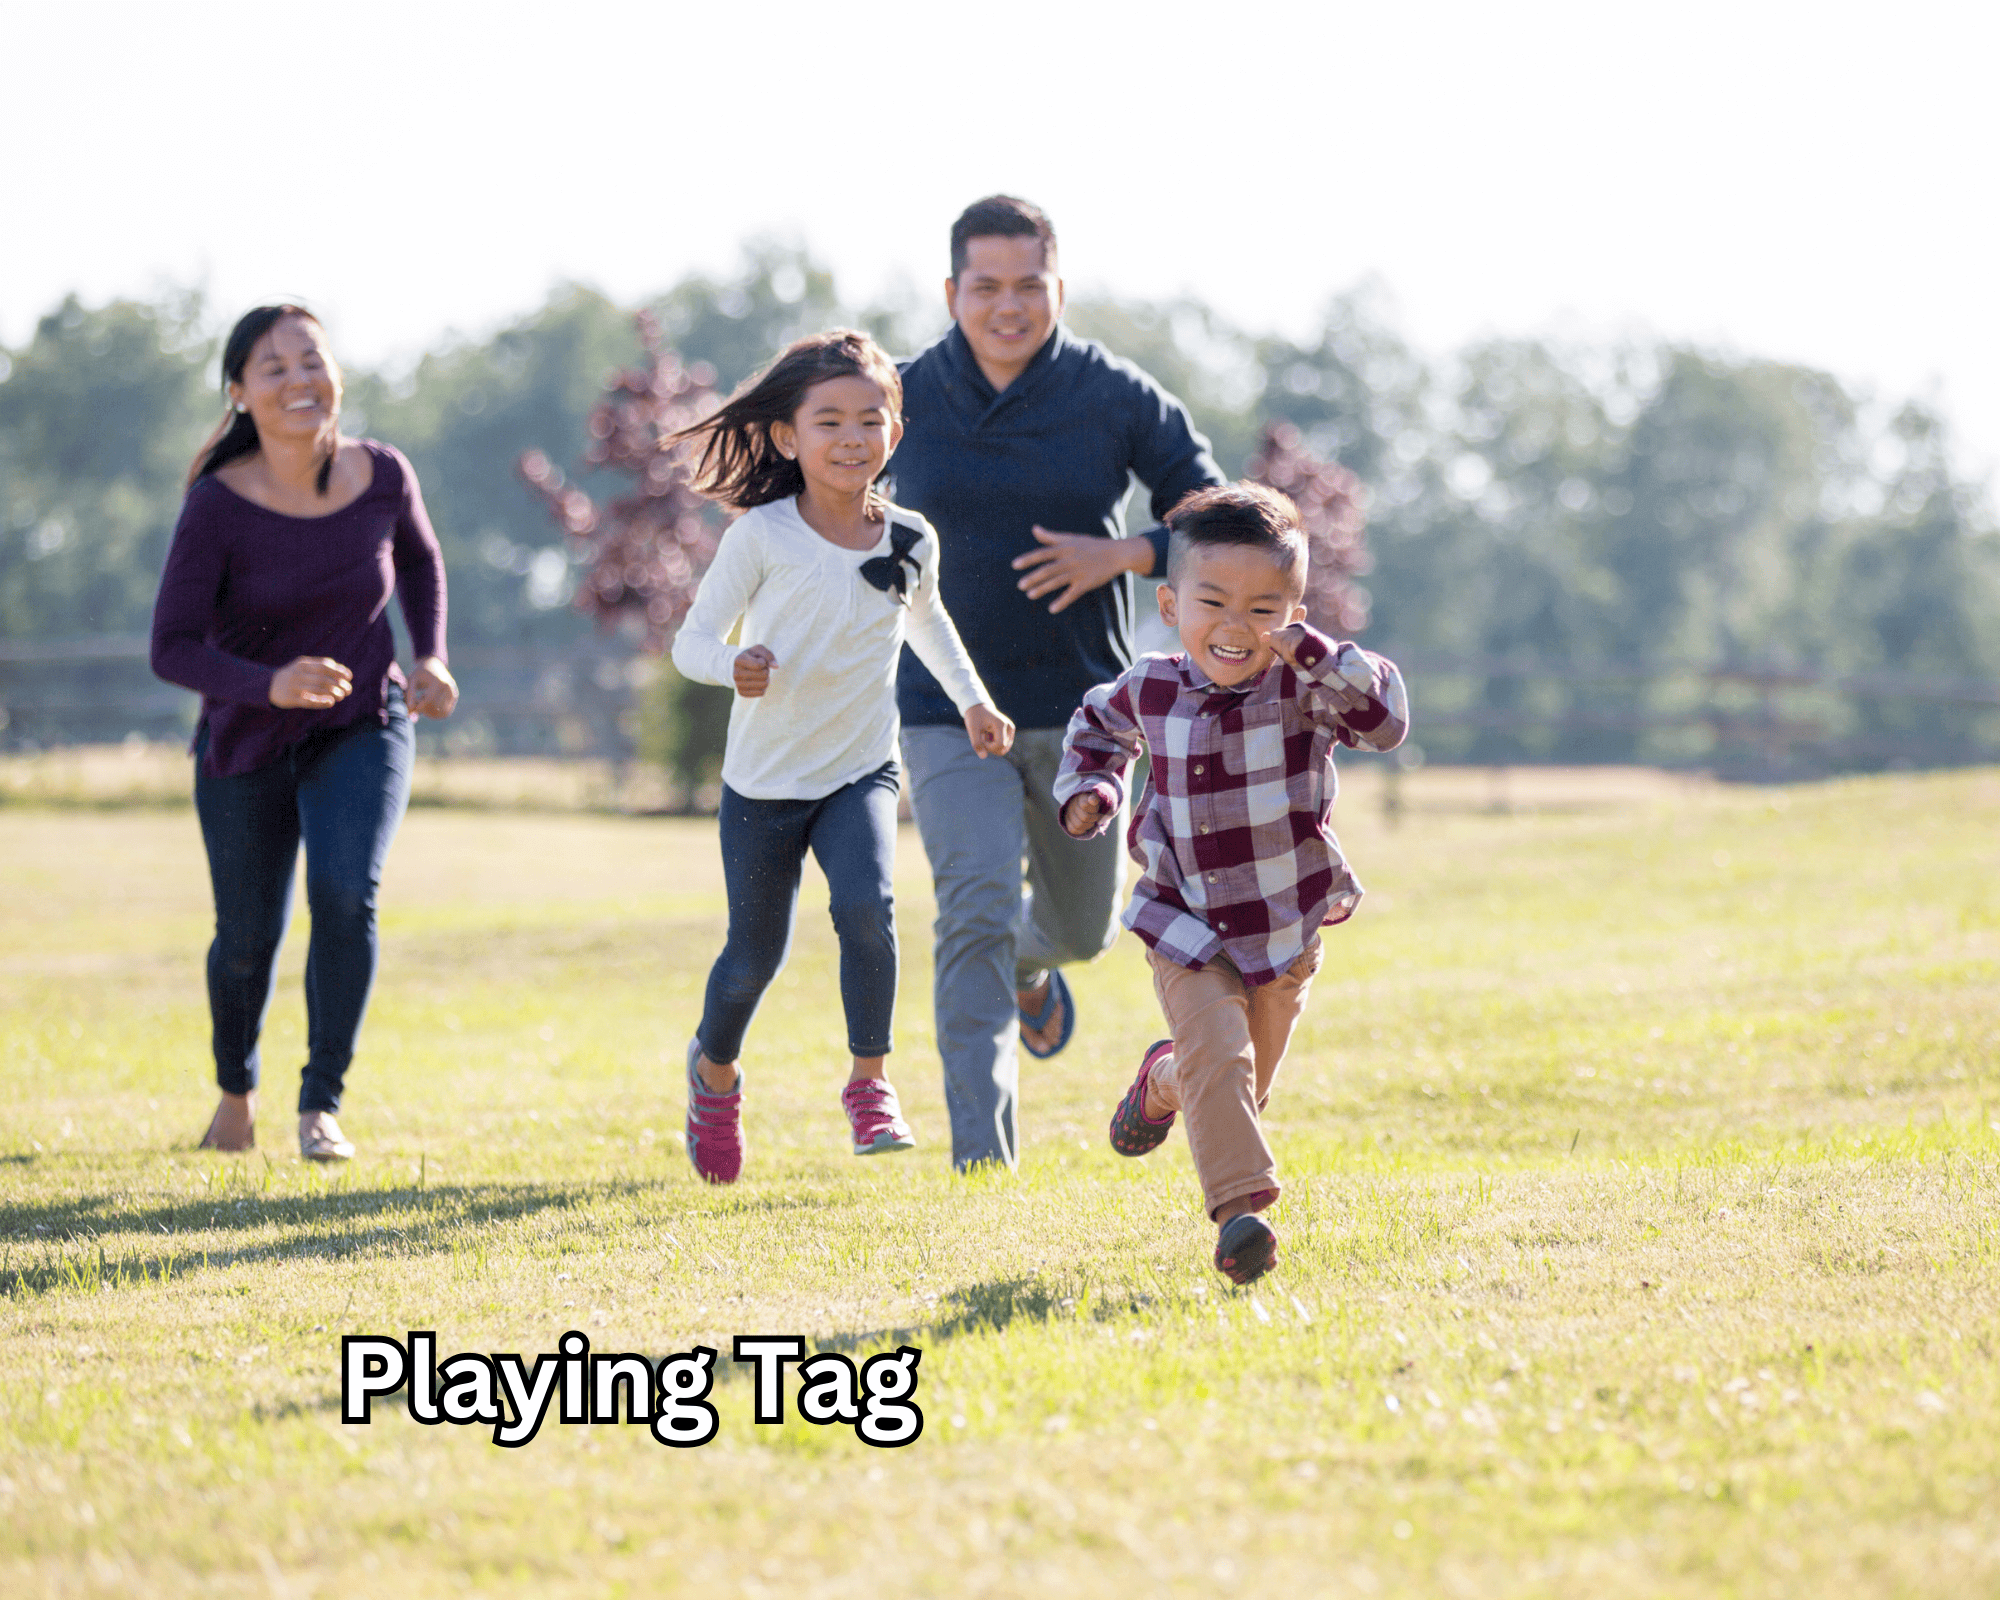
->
[672, 330, 902, 510]
[187, 303, 337, 494]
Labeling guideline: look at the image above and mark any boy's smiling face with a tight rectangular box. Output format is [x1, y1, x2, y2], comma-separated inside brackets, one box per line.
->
[1159, 543, 1308, 687]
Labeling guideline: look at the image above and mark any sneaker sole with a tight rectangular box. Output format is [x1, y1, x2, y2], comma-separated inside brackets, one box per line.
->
[854, 1134, 916, 1155]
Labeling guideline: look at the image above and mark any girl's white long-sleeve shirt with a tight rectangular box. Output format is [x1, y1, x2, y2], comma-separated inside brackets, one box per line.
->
[670, 496, 992, 801]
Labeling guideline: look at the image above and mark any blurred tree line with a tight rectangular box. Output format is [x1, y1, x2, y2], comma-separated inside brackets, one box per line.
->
[2, 247, 1995, 775]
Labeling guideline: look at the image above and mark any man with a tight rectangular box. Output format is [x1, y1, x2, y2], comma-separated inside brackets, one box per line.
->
[893, 195, 1225, 1170]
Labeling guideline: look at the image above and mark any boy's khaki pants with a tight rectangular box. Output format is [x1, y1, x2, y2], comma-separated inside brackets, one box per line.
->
[1145, 939, 1323, 1220]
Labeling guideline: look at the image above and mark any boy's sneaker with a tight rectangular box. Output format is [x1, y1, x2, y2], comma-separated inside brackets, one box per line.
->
[685, 1038, 744, 1184]
[1214, 1212, 1278, 1286]
[842, 1077, 915, 1155]
[1109, 1040, 1176, 1156]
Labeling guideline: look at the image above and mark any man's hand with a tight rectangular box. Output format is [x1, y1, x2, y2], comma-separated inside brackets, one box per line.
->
[964, 704, 1015, 758]
[1013, 527, 1153, 613]
[1060, 790, 1107, 838]
[408, 655, 458, 719]
[1266, 623, 1311, 671]
[269, 656, 352, 709]
[733, 645, 777, 697]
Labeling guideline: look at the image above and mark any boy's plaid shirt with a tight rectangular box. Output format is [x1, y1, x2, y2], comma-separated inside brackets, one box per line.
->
[1054, 624, 1409, 986]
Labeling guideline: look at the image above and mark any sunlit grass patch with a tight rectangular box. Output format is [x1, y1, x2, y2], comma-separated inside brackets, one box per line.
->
[2, 770, 1997, 1597]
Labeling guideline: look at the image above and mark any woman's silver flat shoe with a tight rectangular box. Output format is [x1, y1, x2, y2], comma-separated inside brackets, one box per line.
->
[299, 1117, 355, 1162]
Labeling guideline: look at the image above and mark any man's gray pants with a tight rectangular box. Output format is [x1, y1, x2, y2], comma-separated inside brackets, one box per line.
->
[901, 725, 1127, 1171]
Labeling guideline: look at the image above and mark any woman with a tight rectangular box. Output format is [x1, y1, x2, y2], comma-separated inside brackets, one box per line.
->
[151, 304, 457, 1161]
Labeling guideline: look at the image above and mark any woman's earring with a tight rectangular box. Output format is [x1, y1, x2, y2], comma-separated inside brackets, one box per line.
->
[233, 403, 248, 415]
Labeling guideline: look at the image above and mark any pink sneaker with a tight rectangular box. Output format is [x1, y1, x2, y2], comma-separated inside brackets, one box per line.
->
[841, 1078, 915, 1155]
[685, 1038, 743, 1184]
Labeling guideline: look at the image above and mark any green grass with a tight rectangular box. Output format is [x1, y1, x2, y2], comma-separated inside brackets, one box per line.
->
[3, 768, 1999, 1597]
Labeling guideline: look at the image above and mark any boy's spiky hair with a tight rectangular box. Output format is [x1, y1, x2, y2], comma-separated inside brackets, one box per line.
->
[1165, 483, 1308, 589]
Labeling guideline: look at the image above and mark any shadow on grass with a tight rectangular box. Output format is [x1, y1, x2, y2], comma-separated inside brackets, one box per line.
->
[0, 1177, 667, 1298]
[809, 1274, 1107, 1360]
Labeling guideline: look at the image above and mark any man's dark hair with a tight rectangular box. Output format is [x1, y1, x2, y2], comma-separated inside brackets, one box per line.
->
[950, 195, 1058, 278]
[1165, 483, 1308, 589]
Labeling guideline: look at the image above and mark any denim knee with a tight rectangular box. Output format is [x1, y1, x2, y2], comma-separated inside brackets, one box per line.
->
[213, 917, 285, 977]
[710, 943, 784, 1004]
[828, 888, 894, 952]
[306, 877, 376, 938]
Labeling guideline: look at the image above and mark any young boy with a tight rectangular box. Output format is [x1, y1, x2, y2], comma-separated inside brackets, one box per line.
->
[1054, 484, 1409, 1285]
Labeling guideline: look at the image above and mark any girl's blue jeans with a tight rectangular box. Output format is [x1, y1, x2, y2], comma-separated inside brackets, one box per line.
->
[698, 762, 900, 1065]
[193, 694, 413, 1114]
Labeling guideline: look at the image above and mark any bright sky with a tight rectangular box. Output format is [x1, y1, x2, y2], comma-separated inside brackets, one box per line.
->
[5, 0, 1995, 486]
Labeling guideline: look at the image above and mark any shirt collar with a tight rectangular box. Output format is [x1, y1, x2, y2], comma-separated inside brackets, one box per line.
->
[944, 320, 1070, 407]
[1172, 652, 1267, 700]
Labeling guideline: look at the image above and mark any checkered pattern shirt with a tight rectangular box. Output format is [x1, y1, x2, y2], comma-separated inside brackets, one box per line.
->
[1054, 625, 1409, 986]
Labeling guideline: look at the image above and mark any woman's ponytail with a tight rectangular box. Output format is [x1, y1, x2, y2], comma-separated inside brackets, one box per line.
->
[186, 405, 262, 490]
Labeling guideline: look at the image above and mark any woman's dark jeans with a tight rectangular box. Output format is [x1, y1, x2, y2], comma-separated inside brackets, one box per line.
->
[698, 762, 900, 1066]
[193, 697, 414, 1114]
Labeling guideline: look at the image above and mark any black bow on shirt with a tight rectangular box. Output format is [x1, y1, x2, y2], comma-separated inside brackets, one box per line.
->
[859, 523, 922, 607]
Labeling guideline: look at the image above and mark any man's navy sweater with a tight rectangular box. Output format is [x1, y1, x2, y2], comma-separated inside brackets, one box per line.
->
[894, 322, 1223, 731]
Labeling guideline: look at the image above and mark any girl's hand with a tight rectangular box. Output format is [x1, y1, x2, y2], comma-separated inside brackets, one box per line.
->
[964, 704, 1015, 759]
[1061, 791, 1105, 838]
[269, 656, 352, 709]
[1013, 527, 1153, 613]
[734, 646, 778, 697]
[409, 656, 458, 719]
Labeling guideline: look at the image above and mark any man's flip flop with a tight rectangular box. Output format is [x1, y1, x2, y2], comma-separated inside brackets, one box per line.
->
[1018, 967, 1076, 1060]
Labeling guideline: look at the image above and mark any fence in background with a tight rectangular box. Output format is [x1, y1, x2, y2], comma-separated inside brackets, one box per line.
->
[1393, 655, 2000, 777]
[5, 637, 1998, 777]
[0, 636, 650, 761]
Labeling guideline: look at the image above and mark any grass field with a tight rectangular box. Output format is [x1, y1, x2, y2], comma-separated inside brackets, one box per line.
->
[3, 764, 1998, 1597]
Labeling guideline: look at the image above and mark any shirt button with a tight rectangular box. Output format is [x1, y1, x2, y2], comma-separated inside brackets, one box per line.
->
[1216, 921, 1228, 932]
[1207, 872, 1217, 882]
[1199, 824, 1210, 834]
[1193, 764, 1205, 775]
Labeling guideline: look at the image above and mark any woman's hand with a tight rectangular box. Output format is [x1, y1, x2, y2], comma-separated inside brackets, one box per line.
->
[964, 703, 1015, 759]
[409, 656, 458, 719]
[1012, 527, 1153, 613]
[269, 656, 352, 709]
[734, 645, 777, 697]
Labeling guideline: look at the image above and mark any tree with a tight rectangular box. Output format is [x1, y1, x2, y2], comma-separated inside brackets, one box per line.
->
[1244, 423, 1371, 634]
[517, 313, 726, 799]
[517, 313, 722, 650]
[0, 293, 214, 639]
[1822, 402, 2000, 762]
[344, 284, 643, 646]
[7, 261, 1994, 772]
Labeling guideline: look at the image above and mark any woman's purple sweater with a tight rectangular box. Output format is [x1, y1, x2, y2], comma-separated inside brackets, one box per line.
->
[150, 440, 448, 777]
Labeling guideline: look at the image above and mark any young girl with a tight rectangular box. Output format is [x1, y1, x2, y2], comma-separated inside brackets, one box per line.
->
[668, 330, 1013, 1184]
